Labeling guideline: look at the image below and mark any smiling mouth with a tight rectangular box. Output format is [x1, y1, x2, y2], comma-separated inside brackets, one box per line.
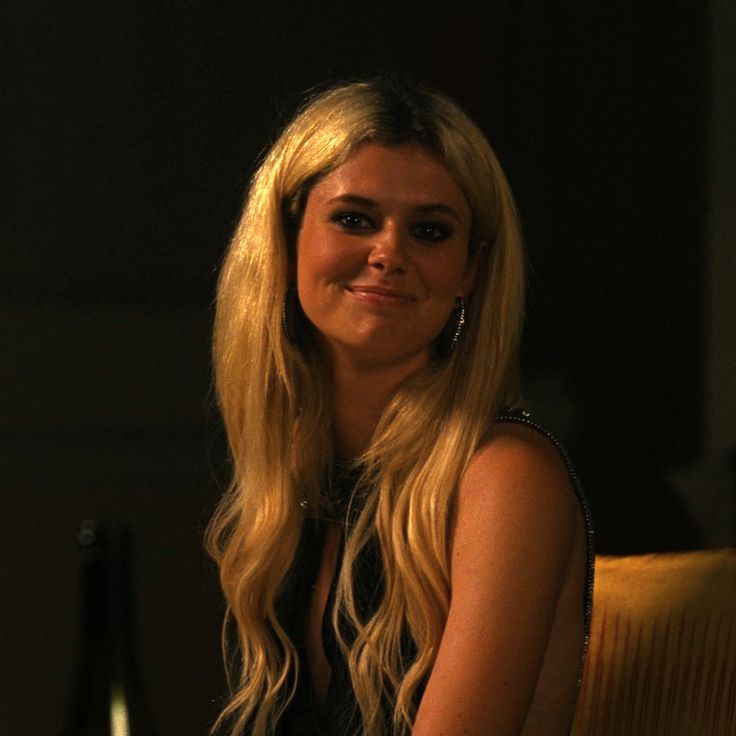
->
[345, 285, 417, 303]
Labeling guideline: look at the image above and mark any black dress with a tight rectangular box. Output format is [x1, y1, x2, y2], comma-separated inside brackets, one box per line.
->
[273, 408, 595, 735]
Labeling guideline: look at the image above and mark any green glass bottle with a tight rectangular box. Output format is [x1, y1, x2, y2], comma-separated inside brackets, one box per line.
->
[60, 519, 157, 735]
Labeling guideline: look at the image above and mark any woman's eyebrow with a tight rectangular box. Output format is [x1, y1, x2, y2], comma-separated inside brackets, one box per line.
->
[326, 194, 378, 208]
[414, 203, 463, 223]
[326, 194, 463, 223]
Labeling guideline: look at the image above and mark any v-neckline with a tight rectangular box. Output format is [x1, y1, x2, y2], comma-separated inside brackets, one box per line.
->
[304, 521, 344, 708]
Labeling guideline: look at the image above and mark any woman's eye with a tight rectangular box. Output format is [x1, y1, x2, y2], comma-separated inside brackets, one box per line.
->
[411, 222, 451, 243]
[332, 212, 373, 230]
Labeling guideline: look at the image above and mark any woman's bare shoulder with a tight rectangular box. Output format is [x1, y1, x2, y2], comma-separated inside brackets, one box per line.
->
[447, 421, 581, 619]
[457, 420, 579, 539]
[413, 421, 584, 734]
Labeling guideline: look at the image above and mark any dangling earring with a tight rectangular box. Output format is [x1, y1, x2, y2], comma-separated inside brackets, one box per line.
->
[282, 286, 300, 344]
[438, 297, 466, 357]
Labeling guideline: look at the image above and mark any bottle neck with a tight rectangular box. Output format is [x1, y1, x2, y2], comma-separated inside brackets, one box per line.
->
[61, 520, 153, 736]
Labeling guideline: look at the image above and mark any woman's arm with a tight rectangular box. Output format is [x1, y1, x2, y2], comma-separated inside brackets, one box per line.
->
[412, 423, 583, 736]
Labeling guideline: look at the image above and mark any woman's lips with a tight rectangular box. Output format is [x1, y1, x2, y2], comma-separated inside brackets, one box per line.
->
[345, 284, 417, 304]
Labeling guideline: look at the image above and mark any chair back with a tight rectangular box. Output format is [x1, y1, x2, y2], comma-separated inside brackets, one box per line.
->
[571, 548, 736, 736]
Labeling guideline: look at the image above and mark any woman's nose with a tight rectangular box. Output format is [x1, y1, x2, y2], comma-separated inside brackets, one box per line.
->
[367, 226, 408, 273]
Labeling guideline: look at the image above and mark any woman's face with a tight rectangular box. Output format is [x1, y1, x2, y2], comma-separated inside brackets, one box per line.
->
[296, 142, 476, 370]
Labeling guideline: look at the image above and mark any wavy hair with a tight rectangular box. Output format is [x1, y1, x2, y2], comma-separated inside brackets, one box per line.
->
[205, 76, 526, 735]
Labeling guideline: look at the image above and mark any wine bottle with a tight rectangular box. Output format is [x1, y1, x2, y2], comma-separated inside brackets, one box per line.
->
[60, 519, 157, 735]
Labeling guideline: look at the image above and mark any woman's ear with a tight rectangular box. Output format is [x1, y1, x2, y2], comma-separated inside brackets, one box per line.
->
[460, 239, 489, 297]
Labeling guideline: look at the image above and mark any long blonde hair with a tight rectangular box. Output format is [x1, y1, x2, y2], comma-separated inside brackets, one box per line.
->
[205, 76, 526, 735]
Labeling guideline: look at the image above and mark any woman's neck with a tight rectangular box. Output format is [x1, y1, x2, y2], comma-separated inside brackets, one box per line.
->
[328, 350, 428, 458]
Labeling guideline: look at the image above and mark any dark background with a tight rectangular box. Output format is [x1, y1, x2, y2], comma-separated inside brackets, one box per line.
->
[4, 1, 734, 734]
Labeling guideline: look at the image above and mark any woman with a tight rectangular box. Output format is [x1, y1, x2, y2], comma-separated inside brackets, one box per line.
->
[206, 76, 594, 736]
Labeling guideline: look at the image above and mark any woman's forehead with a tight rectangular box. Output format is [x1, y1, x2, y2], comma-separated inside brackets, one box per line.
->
[307, 142, 471, 220]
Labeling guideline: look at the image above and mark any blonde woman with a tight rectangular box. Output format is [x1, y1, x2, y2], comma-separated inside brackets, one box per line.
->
[206, 76, 594, 736]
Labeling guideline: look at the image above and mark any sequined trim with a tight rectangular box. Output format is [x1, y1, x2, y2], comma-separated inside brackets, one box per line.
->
[495, 407, 595, 686]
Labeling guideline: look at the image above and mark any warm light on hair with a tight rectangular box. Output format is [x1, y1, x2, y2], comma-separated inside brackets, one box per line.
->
[205, 76, 526, 736]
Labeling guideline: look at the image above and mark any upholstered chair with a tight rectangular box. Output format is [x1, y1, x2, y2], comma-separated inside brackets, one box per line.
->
[571, 548, 736, 736]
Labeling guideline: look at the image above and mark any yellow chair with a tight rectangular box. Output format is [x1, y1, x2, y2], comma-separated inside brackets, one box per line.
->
[571, 548, 736, 736]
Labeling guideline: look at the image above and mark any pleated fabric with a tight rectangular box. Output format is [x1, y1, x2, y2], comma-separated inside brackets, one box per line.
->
[571, 548, 736, 736]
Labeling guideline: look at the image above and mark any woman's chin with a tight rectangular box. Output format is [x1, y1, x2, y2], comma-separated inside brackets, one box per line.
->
[321, 334, 431, 373]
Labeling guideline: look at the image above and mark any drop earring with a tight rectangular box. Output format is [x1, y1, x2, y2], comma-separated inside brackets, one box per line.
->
[437, 297, 466, 357]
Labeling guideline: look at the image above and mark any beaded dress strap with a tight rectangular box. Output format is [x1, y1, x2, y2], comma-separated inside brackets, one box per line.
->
[494, 406, 595, 683]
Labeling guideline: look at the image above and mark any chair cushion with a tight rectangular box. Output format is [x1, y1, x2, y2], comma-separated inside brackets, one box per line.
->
[571, 548, 736, 736]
